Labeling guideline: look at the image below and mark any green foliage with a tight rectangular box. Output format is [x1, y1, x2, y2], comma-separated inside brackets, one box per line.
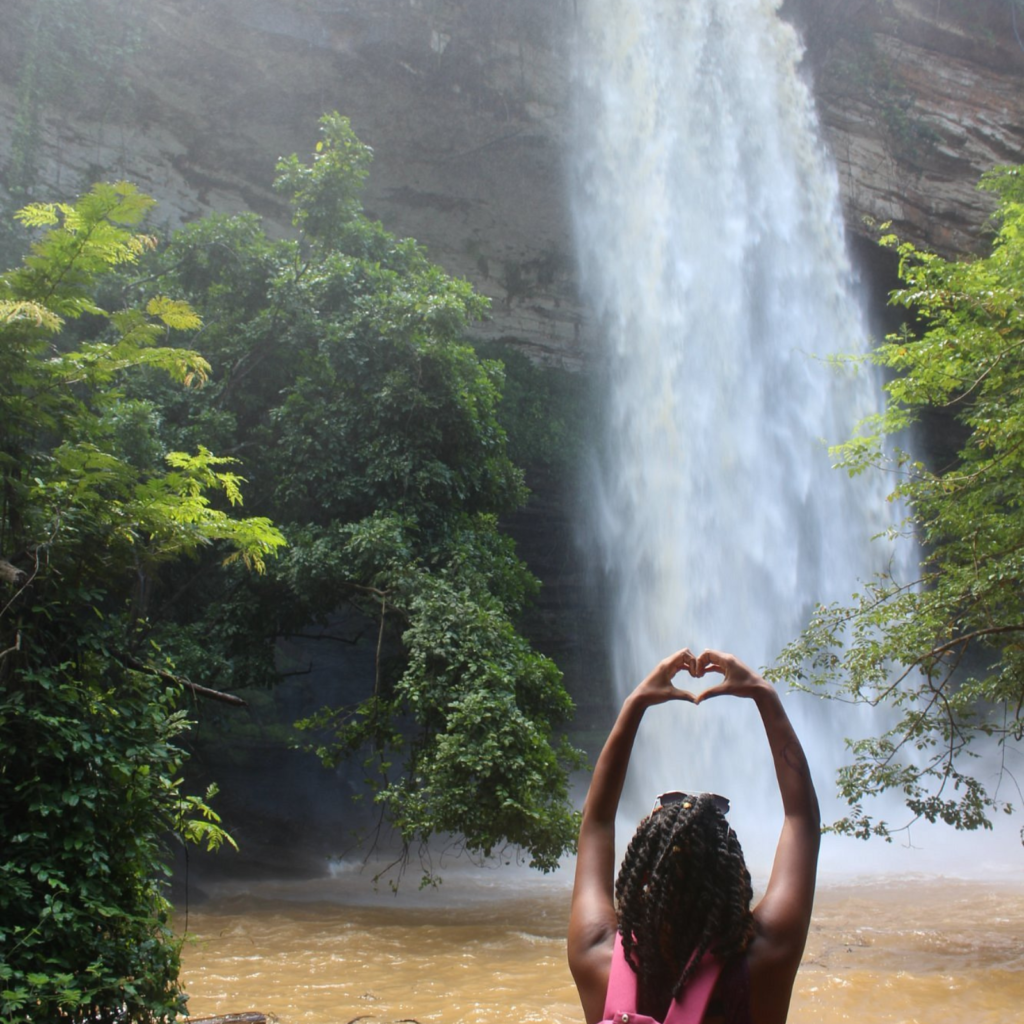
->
[771, 166, 1024, 842]
[0, 668, 233, 1024]
[474, 341, 592, 473]
[273, 111, 373, 239]
[0, 182, 282, 1021]
[132, 113, 584, 880]
[298, 545, 583, 879]
[393, 573, 582, 871]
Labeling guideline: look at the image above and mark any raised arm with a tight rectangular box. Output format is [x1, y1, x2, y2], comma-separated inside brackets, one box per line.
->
[568, 649, 697, 1024]
[695, 650, 820, 1005]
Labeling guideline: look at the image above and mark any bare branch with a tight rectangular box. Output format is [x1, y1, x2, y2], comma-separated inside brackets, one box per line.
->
[925, 623, 1024, 660]
[116, 651, 248, 707]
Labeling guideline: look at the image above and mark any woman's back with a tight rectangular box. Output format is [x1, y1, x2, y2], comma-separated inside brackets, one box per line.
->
[567, 650, 820, 1024]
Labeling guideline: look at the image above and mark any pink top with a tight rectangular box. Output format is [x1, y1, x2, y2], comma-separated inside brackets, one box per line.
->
[601, 932, 752, 1024]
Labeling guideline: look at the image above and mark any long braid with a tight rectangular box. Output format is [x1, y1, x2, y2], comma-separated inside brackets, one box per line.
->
[614, 794, 755, 1018]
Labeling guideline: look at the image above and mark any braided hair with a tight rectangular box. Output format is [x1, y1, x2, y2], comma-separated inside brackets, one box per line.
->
[614, 793, 755, 1018]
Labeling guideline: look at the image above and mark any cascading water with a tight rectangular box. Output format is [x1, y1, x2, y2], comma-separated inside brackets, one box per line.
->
[571, 0, 902, 873]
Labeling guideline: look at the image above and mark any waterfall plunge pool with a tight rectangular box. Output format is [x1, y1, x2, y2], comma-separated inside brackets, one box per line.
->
[178, 859, 1023, 1024]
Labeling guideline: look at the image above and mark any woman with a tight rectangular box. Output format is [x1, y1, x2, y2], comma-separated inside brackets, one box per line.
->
[568, 648, 819, 1024]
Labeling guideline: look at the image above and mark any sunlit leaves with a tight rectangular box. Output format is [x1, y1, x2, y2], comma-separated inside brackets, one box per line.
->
[1, 181, 285, 1020]
[0, 299, 62, 331]
[8, 182, 157, 317]
[132, 448, 285, 573]
[145, 295, 202, 331]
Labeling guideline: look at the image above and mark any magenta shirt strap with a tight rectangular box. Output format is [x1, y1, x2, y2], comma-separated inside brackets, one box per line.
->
[603, 933, 726, 1024]
[664, 952, 725, 1024]
[603, 932, 640, 1018]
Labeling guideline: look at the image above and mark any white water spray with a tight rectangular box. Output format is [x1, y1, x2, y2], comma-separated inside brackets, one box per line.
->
[571, 0, 908, 873]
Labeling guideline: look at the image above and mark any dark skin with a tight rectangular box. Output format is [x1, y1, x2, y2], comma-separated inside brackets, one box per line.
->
[567, 649, 820, 1024]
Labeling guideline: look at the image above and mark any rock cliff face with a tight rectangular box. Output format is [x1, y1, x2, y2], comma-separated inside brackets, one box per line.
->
[0, 0, 582, 364]
[2, 0, 1022, 366]
[791, 0, 1024, 256]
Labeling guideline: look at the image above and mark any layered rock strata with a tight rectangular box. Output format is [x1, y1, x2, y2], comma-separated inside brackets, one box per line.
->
[2, 0, 1022, 364]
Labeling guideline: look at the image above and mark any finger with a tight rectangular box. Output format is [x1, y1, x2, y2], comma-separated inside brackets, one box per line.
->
[696, 649, 729, 677]
[693, 683, 730, 704]
[647, 684, 695, 705]
[665, 648, 696, 676]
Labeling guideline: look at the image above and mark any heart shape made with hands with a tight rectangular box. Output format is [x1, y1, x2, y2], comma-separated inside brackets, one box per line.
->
[669, 681, 718, 706]
[649, 648, 752, 705]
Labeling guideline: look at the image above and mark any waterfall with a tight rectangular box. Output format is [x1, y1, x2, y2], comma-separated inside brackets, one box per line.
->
[571, 0, 900, 873]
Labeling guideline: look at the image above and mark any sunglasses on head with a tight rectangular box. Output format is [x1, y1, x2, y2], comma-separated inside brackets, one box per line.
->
[651, 791, 730, 816]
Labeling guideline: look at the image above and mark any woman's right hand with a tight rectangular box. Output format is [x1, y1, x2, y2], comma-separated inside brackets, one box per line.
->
[693, 648, 770, 702]
[631, 647, 699, 707]
[693, 652, 820, 1004]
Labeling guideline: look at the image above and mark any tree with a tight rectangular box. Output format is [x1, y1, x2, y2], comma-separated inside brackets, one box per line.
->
[133, 114, 584, 881]
[771, 166, 1024, 844]
[0, 182, 285, 1022]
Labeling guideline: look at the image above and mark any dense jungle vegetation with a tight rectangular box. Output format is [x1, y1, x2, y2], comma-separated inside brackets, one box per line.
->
[0, 114, 585, 1023]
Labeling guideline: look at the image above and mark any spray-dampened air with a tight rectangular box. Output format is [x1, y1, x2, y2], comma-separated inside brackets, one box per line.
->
[570, 0, 902, 871]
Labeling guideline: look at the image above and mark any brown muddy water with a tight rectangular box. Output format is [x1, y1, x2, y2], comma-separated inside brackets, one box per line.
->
[178, 866, 1023, 1024]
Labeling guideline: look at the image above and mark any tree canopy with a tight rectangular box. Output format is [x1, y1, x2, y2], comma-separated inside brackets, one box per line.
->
[135, 114, 584, 882]
[0, 181, 284, 1022]
[0, 114, 584, 1020]
[771, 166, 1024, 844]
